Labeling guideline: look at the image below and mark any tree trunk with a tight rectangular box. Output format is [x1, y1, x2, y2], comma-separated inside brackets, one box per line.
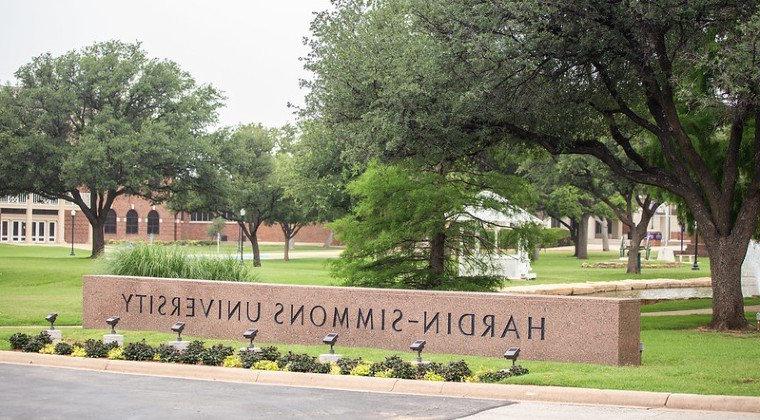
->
[576, 215, 589, 259]
[91, 221, 105, 258]
[601, 218, 610, 252]
[249, 234, 261, 267]
[569, 219, 579, 257]
[627, 229, 642, 274]
[283, 236, 290, 262]
[705, 234, 749, 330]
[429, 231, 446, 277]
[323, 230, 334, 248]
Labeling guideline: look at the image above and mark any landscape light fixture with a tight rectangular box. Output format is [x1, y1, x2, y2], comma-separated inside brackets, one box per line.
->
[756, 313, 760, 331]
[691, 222, 700, 270]
[171, 322, 186, 341]
[45, 313, 58, 330]
[243, 328, 258, 348]
[322, 333, 339, 354]
[106, 316, 120, 334]
[410, 340, 426, 363]
[503, 347, 520, 367]
[639, 342, 645, 356]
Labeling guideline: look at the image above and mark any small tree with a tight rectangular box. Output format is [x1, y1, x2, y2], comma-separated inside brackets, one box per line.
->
[0, 41, 221, 256]
[207, 217, 227, 252]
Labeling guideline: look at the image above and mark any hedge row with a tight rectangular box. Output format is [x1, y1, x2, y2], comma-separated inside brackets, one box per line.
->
[8, 333, 528, 383]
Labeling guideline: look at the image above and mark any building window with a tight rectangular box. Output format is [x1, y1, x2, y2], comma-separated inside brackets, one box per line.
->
[126, 210, 139, 234]
[147, 210, 160, 235]
[104, 210, 117, 234]
[190, 211, 212, 222]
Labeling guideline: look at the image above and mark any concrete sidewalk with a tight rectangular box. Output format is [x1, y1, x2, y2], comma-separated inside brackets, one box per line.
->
[642, 305, 760, 317]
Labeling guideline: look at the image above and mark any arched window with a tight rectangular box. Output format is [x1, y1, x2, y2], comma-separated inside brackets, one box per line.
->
[126, 210, 139, 234]
[147, 210, 160, 235]
[104, 210, 117, 234]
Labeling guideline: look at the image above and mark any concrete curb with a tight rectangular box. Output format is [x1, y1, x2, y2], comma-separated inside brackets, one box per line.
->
[1, 351, 757, 413]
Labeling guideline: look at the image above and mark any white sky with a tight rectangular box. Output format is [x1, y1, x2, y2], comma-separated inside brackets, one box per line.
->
[0, 0, 333, 128]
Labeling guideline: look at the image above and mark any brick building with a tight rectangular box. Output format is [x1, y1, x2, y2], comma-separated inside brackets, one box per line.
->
[0, 193, 333, 246]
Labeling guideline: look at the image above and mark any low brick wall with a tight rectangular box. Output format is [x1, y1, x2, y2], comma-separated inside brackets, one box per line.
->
[83, 275, 641, 366]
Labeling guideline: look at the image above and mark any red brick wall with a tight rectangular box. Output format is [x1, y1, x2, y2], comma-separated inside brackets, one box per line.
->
[63, 212, 90, 244]
[100, 195, 335, 244]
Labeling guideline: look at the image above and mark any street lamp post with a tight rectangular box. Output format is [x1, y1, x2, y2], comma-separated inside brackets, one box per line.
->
[239, 209, 246, 262]
[69, 209, 76, 256]
[692, 222, 699, 270]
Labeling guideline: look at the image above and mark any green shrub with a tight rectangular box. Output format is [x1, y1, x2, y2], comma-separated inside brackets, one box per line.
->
[369, 356, 415, 379]
[423, 371, 445, 381]
[258, 346, 281, 362]
[277, 352, 330, 373]
[105, 244, 250, 281]
[177, 341, 205, 364]
[39, 344, 56, 354]
[9, 333, 31, 350]
[54, 342, 73, 355]
[478, 365, 529, 383]
[200, 344, 234, 366]
[83, 339, 116, 358]
[238, 349, 264, 368]
[349, 363, 371, 376]
[154, 344, 181, 363]
[442, 360, 472, 382]
[123, 342, 155, 361]
[22, 332, 53, 353]
[336, 357, 363, 375]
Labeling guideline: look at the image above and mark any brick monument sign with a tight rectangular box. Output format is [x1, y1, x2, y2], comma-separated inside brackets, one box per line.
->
[83, 275, 641, 365]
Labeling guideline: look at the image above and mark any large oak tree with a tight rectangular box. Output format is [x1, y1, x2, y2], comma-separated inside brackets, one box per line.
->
[415, 0, 760, 329]
[0, 41, 222, 256]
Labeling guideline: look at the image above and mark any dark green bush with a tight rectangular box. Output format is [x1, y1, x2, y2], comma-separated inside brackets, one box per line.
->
[478, 365, 529, 383]
[155, 344, 181, 363]
[200, 344, 234, 366]
[277, 352, 330, 373]
[21, 332, 53, 353]
[9, 333, 31, 350]
[258, 346, 281, 362]
[370, 355, 416, 379]
[336, 357, 363, 375]
[83, 339, 117, 358]
[442, 360, 472, 382]
[54, 342, 73, 355]
[238, 349, 264, 368]
[123, 341, 156, 361]
[177, 341, 205, 364]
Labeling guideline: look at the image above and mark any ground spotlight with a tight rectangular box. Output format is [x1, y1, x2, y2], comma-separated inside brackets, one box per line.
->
[171, 322, 186, 341]
[243, 328, 258, 348]
[106, 316, 120, 334]
[504, 347, 520, 367]
[322, 333, 338, 354]
[410, 340, 426, 363]
[45, 313, 58, 330]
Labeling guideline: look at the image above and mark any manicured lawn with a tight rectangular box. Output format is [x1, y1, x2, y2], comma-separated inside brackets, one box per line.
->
[520, 250, 711, 286]
[1, 313, 758, 396]
[641, 297, 760, 313]
[0, 245, 335, 326]
[172, 243, 340, 255]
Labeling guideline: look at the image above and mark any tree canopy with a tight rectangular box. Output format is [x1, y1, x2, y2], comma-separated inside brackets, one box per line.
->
[0, 40, 222, 256]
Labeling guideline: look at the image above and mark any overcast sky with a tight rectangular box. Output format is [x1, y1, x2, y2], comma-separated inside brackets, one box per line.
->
[0, 0, 333, 128]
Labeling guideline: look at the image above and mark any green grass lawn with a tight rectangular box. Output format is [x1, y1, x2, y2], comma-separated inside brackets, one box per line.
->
[520, 250, 711, 286]
[1, 244, 759, 396]
[1, 313, 758, 396]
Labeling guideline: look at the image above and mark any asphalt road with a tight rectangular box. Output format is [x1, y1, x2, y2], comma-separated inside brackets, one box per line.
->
[0, 364, 755, 420]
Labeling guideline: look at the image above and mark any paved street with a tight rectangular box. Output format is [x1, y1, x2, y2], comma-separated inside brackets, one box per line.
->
[0, 364, 756, 420]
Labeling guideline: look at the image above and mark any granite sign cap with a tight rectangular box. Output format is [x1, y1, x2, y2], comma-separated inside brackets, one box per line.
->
[83, 275, 641, 366]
